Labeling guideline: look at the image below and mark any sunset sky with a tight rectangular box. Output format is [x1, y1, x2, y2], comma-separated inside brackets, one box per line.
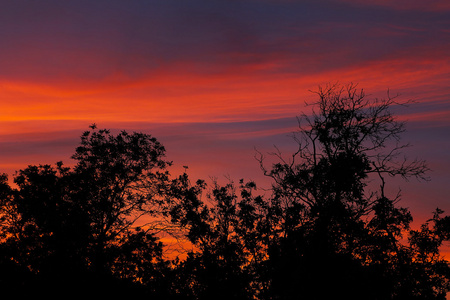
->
[0, 0, 449, 225]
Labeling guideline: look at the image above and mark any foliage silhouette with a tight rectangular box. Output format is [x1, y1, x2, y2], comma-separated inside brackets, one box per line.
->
[0, 126, 175, 297]
[253, 83, 446, 299]
[168, 179, 268, 299]
[0, 83, 449, 299]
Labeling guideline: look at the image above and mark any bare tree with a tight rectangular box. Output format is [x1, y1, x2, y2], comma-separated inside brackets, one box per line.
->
[257, 83, 428, 221]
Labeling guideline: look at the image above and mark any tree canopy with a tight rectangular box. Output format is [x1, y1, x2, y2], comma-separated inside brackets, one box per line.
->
[0, 84, 449, 299]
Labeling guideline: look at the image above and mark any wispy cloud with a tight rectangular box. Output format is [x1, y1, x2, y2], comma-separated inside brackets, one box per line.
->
[0, 0, 449, 220]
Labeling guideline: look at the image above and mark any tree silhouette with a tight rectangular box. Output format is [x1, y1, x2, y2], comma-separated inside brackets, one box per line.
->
[70, 126, 171, 276]
[255, 83, 446, 299]
[168, 179, 260, 300]
[0, 84, 449, 299]
[0, 125, 176, 296]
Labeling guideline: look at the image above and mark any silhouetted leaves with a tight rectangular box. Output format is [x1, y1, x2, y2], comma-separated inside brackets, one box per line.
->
[0, 126, 177, 297]
[0, 84, 448, 299]
[255, 83, 446, 299]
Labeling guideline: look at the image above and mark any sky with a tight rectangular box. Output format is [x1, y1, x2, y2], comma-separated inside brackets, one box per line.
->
[0, 0, 449, 226]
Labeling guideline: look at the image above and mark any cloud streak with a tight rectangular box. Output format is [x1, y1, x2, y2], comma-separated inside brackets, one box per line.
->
[0, 0, 449, 222]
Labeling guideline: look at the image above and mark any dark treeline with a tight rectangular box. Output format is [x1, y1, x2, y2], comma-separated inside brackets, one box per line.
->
[1, 83, 449, 299]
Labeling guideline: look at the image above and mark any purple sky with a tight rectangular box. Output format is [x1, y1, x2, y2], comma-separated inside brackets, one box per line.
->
[0, 0, 449, 225]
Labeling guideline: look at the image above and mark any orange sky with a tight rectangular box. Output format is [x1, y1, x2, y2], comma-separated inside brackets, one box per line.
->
[0, 0, 449, 227]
